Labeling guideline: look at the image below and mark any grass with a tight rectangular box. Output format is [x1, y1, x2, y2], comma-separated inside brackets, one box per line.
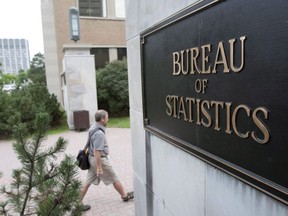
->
[107, 116, 130, 128]
[48, 116, 130, 135]
[48, 118, 69, 135]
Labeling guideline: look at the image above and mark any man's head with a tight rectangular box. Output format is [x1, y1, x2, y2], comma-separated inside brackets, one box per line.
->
[95, 109, 109, 126]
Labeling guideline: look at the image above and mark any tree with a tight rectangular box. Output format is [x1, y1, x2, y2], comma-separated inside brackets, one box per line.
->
[96, 59, 129, 116]
[17, 70, 29, 85]
[0, 62, 2, 76]
[0, 83, 64, 137]
[0, 113, 82, 216]
[0, 73, 17, 86]
[27, 53, 46, 85]
[23, 83, 64, 126]
[0, 68, 28, 88]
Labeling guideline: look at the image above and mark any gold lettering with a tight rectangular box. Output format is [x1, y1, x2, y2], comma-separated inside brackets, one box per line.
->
[178, 97, 188, 121]
[196, 99, 201, 125]
[170, 95, 179, 118]
[190, 47, 201, 74]
[201, 44, 212, 74]
[202, 79, 208, 94]
[225, 102, 232, 134]
[232, 105, 251, 138]
[186, 97, 195, 122]
[181, 50, 189, 75]
[229, 36, 246, 72]
[166, 95, 172, 116]
[165, 95, 270, 145]
[251, 107, 270, 144]
[212, 41, 229, 73]
[173, 52, 181, 75]
[211, 101, 224, 131]
[172, 36, 247, 76]
[201, 100, 212, 127]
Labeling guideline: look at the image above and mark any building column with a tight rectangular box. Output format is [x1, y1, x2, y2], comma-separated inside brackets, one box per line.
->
[62, 45, 98, 129]
[109, 48, 118, 61]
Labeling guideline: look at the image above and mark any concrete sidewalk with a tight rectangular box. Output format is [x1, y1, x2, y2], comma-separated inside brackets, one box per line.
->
[0, 128, 134, 216]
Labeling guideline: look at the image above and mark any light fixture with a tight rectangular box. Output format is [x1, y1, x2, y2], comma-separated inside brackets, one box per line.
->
[69, 7, 80, 42]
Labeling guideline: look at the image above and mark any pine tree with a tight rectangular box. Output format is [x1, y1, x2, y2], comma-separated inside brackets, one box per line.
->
[0, 171, 9, 215]
[0, 113, 82, 215]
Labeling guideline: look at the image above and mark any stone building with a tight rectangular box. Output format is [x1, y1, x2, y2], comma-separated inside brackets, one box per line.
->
[41, 0, 126, 128]
[125, 0, 288, 215]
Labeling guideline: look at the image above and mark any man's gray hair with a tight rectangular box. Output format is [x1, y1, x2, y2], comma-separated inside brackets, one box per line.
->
[95, 109, 108, 122]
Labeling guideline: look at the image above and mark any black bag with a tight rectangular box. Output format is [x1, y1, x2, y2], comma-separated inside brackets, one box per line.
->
[76, 128, 99, 170]
[76, 148, 90, 170]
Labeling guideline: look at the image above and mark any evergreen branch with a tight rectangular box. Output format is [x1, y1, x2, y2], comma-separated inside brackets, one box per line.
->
[0, 185, 6, 194]
[0, 201, 9, 216]
[32, 173, 59, 189]
[27, 113, 51, 163]
[35, 137, 67, 161]
[20, 113, 51, 215]
[1, 112, 81, 215]
[46, 173, 70, 215]
[38, 155, 81, 215]
[12, 124, 33, 163]
[20, 162, 35, 215]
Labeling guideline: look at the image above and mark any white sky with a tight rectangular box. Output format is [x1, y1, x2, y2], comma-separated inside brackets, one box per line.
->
[0, 0, 44, 60]
[0, 0, 126, 60]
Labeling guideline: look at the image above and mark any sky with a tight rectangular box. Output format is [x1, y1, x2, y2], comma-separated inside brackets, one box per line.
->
[0, 0, 44, 60]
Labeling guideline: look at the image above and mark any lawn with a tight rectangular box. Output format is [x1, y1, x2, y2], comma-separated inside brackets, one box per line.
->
[107, 116, 130, 128]
[48, 116, 130, 135]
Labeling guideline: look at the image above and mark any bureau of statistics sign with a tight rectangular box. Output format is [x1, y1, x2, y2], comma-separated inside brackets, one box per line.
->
[141, 0, 288, 204]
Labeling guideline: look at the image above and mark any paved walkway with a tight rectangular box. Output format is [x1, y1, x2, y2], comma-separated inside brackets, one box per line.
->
[0, 128, 134, 216]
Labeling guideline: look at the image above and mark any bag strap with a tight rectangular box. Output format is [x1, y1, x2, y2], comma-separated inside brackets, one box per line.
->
[84, 127, 104, 150]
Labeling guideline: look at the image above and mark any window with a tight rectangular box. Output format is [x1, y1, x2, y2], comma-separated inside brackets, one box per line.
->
[15, 39, 20, 48]
[115, 0, 125, 18]
[117, 48, 127, 60]
[61, 73, 67, 86]
[79, 0, 106, 17]
[9, 39, 14, 49]
[21, 39, 26, 49]
[3, 39, 8, 49]
[90, 48, 109, 69]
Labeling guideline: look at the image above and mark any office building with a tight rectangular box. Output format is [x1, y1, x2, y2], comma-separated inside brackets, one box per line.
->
[0, 38, 30, 74]
[41, 0, 126, 105]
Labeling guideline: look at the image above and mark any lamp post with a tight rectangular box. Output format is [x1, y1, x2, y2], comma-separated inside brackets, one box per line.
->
[69, 7, 80, 42]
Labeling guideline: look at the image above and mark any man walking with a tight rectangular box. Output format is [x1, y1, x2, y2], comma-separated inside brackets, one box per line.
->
[80, 109, 134, 211]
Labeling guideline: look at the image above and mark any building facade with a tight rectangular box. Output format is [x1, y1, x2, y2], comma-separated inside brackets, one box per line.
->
[41, 0, 126, 105]
[126, 0, 288, 216]
[0, 38, 30, 74]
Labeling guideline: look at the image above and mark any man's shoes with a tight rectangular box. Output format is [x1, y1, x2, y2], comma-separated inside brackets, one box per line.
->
[81, 204, 91, 211]
[122, 191, 134, 202]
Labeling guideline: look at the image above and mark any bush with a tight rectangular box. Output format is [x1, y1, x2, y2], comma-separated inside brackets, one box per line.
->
[0, 113, 82, 215]
[0, 83, 64, 136]
[96, 59, 129, 116]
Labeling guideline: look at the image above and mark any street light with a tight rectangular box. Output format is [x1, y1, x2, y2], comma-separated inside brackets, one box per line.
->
[69, 7, 80, 42]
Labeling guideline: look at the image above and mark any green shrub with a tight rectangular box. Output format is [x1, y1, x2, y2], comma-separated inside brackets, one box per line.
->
[0, 83, 64, 136]
[96, 59, 129, 116]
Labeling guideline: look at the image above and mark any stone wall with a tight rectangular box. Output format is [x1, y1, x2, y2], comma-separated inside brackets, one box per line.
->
[125, 0, 288, 215]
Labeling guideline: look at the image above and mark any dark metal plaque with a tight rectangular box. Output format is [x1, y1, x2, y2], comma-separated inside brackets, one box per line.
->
[141, 0, 288, 204]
